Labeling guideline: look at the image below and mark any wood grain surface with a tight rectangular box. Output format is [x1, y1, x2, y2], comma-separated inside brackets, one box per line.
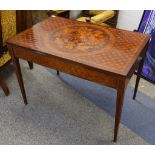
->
[7, 16, 150, 76]
[6, 16, 150, 142]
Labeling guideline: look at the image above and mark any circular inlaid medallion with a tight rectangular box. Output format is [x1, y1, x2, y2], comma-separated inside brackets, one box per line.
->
[48, 25, 110, 53]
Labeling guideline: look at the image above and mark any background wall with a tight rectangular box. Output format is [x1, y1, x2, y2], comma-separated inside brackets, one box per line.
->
[69, 10, 144, 31]
[117, 10, 144, 31]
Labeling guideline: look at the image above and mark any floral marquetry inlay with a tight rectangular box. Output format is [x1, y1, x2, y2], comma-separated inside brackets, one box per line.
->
[49, 25, 110, 52]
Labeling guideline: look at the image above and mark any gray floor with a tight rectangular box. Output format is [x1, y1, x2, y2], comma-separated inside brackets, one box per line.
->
[0, 61, 148, 144]
[129, 75, 155, 100]
[50, 68, 155, 144]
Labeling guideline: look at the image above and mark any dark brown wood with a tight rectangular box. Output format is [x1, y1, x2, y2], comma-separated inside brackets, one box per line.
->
[57, 70, 60, 76]
[16, 11, 33, 33]
[0, 75, 9, 96]
[6, 17, 150, 142]
[16, 10, 33, 70]
[27, 61, 33, 70]
[114, 80, 125, 142]
[133, 43, 149, 100]
[9, 45, 121, 89]
[8, 46, 27, 105]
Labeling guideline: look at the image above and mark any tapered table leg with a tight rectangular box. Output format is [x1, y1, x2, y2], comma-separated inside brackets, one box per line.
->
[133, 42, 149, 100]
[133, 56, 145, 100]
[27, 61, 33, 70]
[12, 56, 28, 105]
[0, 77, 10, 96]
[114, 83, 125, 142]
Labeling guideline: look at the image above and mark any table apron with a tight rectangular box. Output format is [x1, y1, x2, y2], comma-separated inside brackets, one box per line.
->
[11, 46, 123, 89]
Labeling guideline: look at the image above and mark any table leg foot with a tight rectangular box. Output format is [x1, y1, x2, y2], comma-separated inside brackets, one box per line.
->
[27, 61, 33, 70]
[114, 84, 125, 142]
[57, 70, 60, 76]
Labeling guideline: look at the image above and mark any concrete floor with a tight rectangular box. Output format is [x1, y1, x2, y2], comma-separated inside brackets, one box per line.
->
[129, 75, 155, 100]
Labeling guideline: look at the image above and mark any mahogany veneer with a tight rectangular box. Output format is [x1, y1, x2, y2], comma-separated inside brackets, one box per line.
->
[6, 17, 150, 142]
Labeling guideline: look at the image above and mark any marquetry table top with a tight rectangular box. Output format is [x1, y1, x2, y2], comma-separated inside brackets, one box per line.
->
[7, 16, 150, 76]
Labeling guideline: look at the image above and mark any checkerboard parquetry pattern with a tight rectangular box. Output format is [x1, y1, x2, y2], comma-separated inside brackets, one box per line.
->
[7, 17, 149, 76]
